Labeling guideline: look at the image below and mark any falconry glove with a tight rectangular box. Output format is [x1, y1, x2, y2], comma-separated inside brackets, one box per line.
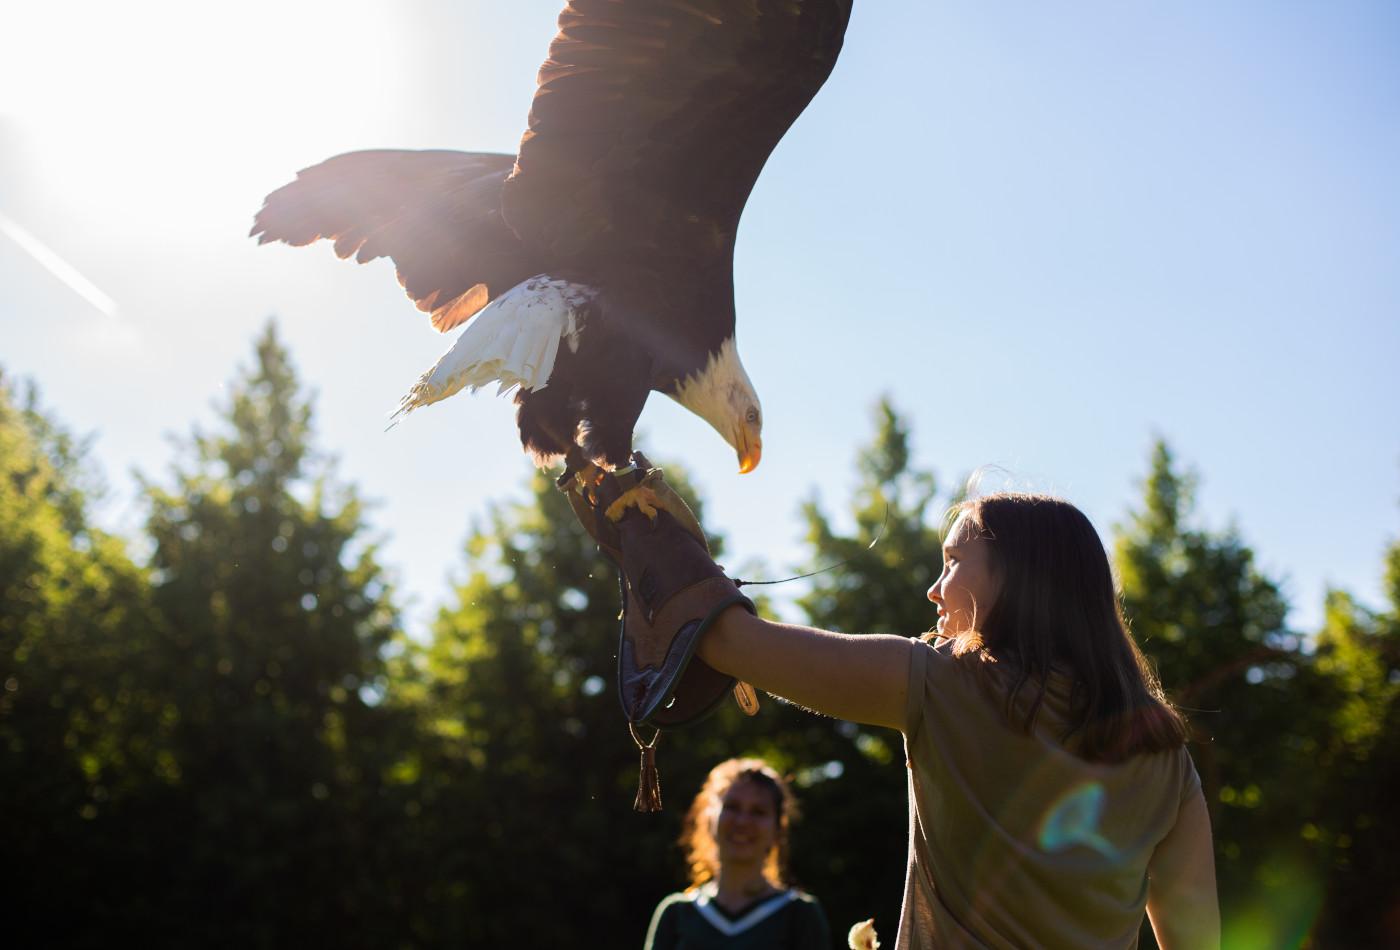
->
[568, 453, 755, 726]
[563, 454, 759, 810]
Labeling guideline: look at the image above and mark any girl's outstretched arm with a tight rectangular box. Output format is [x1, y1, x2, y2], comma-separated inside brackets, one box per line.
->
[699, 605, 912, 731]
[1145, 786, 1221, 949]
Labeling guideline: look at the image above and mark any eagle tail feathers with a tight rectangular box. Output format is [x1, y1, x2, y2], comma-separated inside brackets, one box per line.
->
[391, 276, 594, 422]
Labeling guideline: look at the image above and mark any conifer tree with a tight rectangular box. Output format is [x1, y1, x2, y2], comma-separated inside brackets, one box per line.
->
[1115, 441, 1321, 946]
[138, 323, 414, 944]
[1310, 536, 1400, 943]
[0, 372, 162, 942]
[794, 397, 945, 938]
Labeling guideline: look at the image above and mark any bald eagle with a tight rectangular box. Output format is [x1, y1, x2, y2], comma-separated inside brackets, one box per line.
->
[251, 0, 852, 474]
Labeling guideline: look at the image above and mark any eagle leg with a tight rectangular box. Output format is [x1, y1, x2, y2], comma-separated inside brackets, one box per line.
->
[556, 446, 593, 490]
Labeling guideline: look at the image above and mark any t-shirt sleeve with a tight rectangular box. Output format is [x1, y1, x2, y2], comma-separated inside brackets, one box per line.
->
[903, 636, 931, 739]
[1179, 746, 1203, 804]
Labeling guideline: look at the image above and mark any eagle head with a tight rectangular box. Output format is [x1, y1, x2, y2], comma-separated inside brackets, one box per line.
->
[670, 337, 763, 474]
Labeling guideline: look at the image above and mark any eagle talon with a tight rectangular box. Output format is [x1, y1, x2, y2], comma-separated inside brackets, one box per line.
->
[558, 449, 605, 498]
[556, 449, 586, 491]
[605, 481, 663, 523]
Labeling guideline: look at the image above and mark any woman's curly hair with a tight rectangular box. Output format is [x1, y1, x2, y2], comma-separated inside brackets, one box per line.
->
[680, 757, 799, 890]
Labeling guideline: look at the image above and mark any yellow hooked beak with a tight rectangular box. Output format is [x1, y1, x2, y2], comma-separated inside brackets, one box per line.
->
[737, 433, 762, 474]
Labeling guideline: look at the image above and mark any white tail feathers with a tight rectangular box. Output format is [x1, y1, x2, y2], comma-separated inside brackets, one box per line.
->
[390, 276, 593, 424]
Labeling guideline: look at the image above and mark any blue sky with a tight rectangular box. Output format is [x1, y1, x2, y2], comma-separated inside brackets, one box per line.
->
[2, 1, 1397, 633]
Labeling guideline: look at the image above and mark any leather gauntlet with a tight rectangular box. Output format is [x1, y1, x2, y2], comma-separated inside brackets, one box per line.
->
[565, 453, 755, 726]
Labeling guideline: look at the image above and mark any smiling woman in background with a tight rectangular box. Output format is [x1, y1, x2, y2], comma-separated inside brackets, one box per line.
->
[644, 758, 831, 950]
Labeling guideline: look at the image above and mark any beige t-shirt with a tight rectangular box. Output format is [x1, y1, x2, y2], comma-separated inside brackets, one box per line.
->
[895, 638, 1199, 949]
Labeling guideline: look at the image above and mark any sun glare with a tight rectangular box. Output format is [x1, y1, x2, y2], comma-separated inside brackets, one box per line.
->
[1, 1, 414, 232]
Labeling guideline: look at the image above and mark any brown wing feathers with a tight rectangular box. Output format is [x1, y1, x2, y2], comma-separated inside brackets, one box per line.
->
[504, 0, 851, 262]
[250, 150, 531, 332]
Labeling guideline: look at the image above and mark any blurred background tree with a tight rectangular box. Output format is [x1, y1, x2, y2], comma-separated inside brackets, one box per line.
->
[789, 397, 947, 938]
[1308, 539, 1400, 945]
[0, 372, 163, 946]
[1117, 442, 1290, 943]
[402, 462, 677, 945]
[134, 322, 417, 945]
[1115, 441, 1363, 947]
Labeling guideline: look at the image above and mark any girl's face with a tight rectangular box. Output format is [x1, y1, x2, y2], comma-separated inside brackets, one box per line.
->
[928, 512, 1000, 635]
[714, 778, 778, 868]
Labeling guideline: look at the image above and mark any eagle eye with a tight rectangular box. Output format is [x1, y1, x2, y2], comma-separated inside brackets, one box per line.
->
[745, 407, 760, 425]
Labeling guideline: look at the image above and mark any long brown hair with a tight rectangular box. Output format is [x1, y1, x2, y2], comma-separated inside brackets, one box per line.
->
[680, 758, 798, 890]
[939, 492, 1188, 762]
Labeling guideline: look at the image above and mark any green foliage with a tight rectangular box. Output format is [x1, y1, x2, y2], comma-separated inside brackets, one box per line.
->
[793, 396, 945, 938]
[1115, 441, 1339, 947]
[0, 372, 166, 944]
[2, 326, 419, 945]
[1307, 561, 1400, 943]
[406, 467, 674, 943]
[130, 322, 416, 944]
[799, 398, 942, 633]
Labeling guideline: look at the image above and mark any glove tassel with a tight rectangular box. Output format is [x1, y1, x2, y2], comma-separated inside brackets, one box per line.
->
[629, 723, 663, 813]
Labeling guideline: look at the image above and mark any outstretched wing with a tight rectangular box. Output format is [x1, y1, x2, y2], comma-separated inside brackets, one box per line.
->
[250, 150, 533, 332]
[503, 0, 852, 276]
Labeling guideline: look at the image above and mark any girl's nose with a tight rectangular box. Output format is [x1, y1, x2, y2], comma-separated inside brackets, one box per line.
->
[927, 583, 941, 604]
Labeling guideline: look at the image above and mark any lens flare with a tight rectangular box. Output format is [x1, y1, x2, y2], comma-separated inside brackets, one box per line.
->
[1037, 782, 1117, 859]
[0, 211, 119, 317]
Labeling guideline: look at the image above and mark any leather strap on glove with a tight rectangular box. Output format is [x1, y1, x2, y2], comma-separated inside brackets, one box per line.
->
[567, 452, 755, 726]
[562, 453, 758, 811]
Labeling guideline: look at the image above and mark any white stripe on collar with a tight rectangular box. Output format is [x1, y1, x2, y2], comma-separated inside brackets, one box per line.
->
[692, 882, 797, 937]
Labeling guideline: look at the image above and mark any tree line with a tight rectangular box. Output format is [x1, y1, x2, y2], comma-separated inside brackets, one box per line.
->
[2, 323, 1395, 947]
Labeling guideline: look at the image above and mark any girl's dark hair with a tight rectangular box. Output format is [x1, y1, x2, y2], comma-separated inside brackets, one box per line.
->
[680, 758, 798, 890]
[939, 492, 1188, 762]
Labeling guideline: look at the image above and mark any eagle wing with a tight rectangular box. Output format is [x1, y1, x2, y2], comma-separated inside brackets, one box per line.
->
[503, 0, 852, 284]
[250, 150, 531, 332]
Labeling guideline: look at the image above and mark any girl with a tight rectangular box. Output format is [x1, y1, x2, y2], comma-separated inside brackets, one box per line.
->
[644, 758, 830, 949]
